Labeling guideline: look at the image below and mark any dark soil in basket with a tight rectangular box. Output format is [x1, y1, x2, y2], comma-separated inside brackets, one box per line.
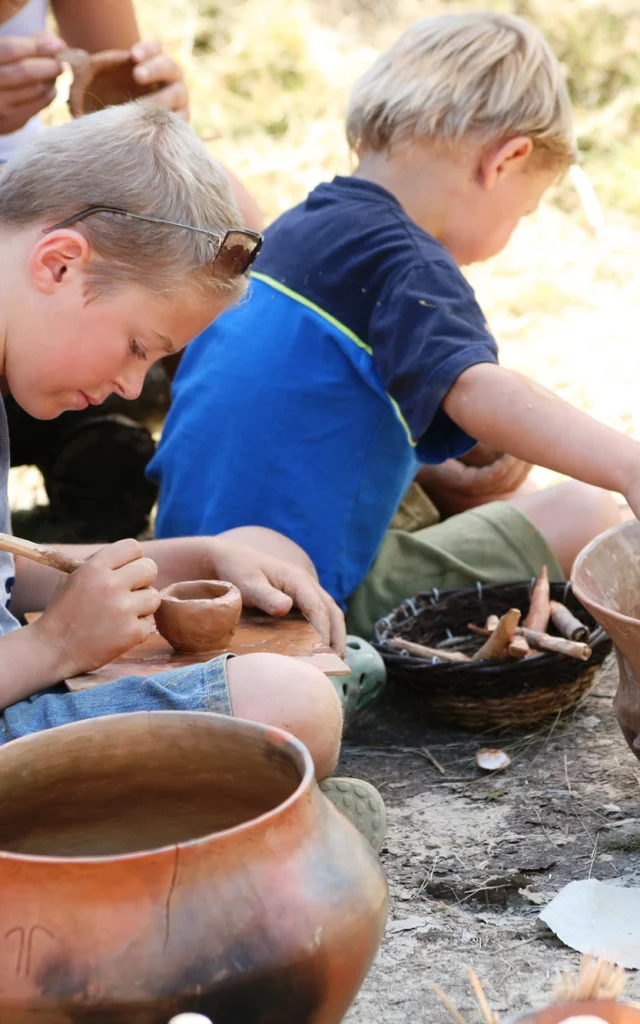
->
[343, 656, 640, 1023]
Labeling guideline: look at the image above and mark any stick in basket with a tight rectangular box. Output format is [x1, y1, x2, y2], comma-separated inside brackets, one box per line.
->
[508, 635, 530, 659]
[523, 565, 550, 632]
[518, 625, 592, 660]
[386, 637, 470, 663]
[469, 622, 591, 661]
[550, 599, 590, 643]
[472, 609, 521, 660]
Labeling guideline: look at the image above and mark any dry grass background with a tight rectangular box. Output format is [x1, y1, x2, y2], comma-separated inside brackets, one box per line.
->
[10, 0, 640, 508]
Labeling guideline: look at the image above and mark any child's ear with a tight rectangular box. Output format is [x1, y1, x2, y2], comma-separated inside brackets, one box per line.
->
[28, 229, 91, 294]
[479, 136, 534, 191]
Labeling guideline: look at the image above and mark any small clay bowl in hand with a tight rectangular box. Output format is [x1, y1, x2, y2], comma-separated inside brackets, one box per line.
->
[154, 580, 242, 654]
[59, 47, 163, 117]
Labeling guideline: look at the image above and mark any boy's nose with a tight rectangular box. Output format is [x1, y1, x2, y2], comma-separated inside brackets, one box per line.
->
[116, 368, 146, 401]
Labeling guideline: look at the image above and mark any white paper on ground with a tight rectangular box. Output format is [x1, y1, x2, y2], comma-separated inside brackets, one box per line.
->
[539, 878, 640, 968]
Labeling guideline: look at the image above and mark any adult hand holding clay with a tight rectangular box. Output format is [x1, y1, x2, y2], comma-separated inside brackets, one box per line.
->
[0, 30, 63, 135]
[53, 0, 188, 119]
[7, 538, 160, 695]
[127, 38, 188, 120]
[0, 0, 189, 164]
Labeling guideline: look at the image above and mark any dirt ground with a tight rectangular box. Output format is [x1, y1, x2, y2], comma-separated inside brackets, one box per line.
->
[341, 655, 640, 1023]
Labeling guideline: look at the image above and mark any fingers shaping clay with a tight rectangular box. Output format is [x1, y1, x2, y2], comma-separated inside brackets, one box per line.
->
[59, 47, 163, 117]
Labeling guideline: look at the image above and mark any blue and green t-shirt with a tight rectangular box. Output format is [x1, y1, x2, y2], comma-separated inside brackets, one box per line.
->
[148, 176, 499, 607]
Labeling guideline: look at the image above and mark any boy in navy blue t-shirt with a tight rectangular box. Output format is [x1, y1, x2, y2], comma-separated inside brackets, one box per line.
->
[150, 11, 634, 637]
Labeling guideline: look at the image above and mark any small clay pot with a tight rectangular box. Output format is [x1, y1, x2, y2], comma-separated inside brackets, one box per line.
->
[154, 579, 242, 653]
[515, 1000, 640, 1023]
[59, 47, 163, 117]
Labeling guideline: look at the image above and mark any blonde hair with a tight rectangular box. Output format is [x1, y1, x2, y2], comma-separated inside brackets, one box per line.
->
[0, 102, 247, 303]
[346, 11, 576, 169]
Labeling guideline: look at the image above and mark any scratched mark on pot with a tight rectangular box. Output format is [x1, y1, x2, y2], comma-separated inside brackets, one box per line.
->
[4, 924, 55, 977]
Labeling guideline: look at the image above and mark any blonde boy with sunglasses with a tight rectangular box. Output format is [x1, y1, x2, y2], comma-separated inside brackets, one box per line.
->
[0, 104, 388, 844]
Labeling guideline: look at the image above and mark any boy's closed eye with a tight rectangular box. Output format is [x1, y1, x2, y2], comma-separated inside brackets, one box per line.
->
[129, 338, 147, 361]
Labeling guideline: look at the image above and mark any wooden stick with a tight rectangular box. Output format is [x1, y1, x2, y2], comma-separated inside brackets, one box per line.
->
[508, 635, 530, 659]
[0, 532, 82, 574]
[518, 626, 591, 660]
[386, 637, 470, 663]
[523, 565, 550, 632]
[469, 621, 592, 661]
[432, 984, 467, 1024]
[473, 608, 521, 660]
[420, 745, 446, 775]
[550, 600, 590, 643]
[468, 622, 488, 637]
[468, 968, 500, 1024]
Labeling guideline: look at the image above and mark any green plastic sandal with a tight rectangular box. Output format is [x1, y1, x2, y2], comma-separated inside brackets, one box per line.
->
[330, 635, 387, 731]
[319, 777, 386, 853]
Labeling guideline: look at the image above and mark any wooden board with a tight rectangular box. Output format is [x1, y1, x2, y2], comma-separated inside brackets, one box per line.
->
[26, 610, 348, 689]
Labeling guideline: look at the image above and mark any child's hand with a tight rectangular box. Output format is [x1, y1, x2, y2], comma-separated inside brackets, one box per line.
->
[30, 539, 160, 680]
[0, 32, 64, 135]
[417, 453, 533, 517]
[204, 539, 346, 656]
[130, 40, 189, 121]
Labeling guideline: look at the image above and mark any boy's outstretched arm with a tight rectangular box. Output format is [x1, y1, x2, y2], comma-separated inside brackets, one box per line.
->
[444, 363, 640, 512]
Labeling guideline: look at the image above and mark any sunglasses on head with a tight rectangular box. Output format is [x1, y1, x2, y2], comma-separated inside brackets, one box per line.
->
[42, 205, 263, 277]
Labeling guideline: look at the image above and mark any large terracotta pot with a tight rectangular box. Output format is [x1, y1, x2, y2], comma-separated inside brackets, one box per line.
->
[572, 520, 640, 761]
[0, 711, 388, 1022]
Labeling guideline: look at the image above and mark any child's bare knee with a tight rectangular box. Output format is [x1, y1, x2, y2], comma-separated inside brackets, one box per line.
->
[227, 653, 342, 778]
[562, 481, 622, 534]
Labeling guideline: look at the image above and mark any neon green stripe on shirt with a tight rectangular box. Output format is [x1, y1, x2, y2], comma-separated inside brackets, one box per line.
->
[251, 271, 416, 447]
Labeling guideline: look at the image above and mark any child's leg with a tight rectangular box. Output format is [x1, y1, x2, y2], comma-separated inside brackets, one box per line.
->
[0, 653, 342, 779]
[228, 654, 341, 778]
[508, 481, 622, 576]
[348, 481, 622, 638]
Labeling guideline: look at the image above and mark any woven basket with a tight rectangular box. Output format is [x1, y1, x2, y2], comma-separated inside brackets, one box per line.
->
[372, 580, 612, 731]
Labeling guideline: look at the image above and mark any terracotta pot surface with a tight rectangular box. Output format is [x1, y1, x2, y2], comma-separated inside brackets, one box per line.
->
[154, 579, 242, 653]
[0, 710, 387, 1022]
[572, 520, 640, 762]
[516, 1000, 640, 1023]
[60, 47, 163, 117]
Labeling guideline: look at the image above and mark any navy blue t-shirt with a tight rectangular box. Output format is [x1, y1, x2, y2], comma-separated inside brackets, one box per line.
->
[149, 176, 499, 607]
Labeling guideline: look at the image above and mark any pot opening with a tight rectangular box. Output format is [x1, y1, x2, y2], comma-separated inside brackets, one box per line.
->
[0, 713, 307, 858]
[164, 580, 232, 603]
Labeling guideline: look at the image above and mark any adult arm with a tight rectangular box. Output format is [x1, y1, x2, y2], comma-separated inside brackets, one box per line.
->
[0, 33, 64, 135]
[52, 0, 188, 118]
[51, 0, 139, 51]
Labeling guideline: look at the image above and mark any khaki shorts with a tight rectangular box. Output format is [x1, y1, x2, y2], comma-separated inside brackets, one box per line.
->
[346, 485, 563, 639]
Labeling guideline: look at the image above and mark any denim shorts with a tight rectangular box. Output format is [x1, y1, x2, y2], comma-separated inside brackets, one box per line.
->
[0, 654, 233, 745]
